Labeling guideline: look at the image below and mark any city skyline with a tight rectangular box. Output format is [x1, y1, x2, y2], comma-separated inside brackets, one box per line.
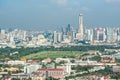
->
[0, 0, 120, 31]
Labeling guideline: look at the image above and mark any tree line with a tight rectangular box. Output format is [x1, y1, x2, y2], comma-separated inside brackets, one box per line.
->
[0, 45, 119, 60]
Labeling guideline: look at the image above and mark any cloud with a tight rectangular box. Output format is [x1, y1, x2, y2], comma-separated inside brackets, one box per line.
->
[51, 0, 67, 5]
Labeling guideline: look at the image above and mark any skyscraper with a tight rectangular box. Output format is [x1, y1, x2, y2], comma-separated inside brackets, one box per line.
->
[66, 24, 71, 34]
[92, 28, 106, 44]
[79, 14, 83, 34]
[76, 14, 84, 40]
[53, 31, 58, 43]
[106, 27, 117, 44]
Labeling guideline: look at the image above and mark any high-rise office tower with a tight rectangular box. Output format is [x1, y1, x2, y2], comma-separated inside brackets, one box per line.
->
[57, 32, 63, 43]
[79, 14, 83, 34]
[85, 29, 93, 43]
[53, 31, 58, 43]
[117, 28, 120, 45]
[66, 24, 71, 33]
[106, 27, 117, 43]
[93, 28, 106, 43]
[76, 14, 84, 40]
[62, 27, 67, 35]
[97, 28, 106, 42]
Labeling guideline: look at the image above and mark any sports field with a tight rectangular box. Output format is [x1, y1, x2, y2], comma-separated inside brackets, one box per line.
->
[23, 51, 82, 60]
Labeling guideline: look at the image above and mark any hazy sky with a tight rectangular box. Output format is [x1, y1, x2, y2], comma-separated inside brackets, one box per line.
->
[0, 0, 120, 31]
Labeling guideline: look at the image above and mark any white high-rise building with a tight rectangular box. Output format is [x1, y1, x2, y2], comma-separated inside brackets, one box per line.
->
[85, 29, 93, 43]
[1, 29, 6, 34]
[79, 14, 83, 34]
[107, 27, 117, 43]
[57, 32, 62, 42]
[53, 31, 58, 43]
[65, 63, 71, 74]
[76, 14, 84, 40]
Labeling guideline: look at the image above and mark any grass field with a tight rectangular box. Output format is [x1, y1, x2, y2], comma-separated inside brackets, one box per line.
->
[23, 51, 82, 60]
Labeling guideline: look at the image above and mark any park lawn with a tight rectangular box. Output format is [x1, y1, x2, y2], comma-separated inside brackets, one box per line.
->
[23, 51, 82, 60]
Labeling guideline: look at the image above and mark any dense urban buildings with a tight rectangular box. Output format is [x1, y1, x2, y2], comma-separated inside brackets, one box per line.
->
[0, 0, 120, 79]
[0, 14, 120, 48]
[0, 14, 120, 80]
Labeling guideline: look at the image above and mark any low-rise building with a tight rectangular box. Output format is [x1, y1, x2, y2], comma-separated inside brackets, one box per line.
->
[42, 58, 51, 64]
[36, 68, 64, 79]
[46, 63, 55, 68]
[112, 66, 120, 73]
[4, 74, 30, 80]
[31, 76, 45, 80]
[55, 58, 70, 63]
[7, 60, 26, 65]
[27, 59, 40, 64]
[5, 67, 19, 72]
[101, 57, 115, 63]
[57, 63, 71, 75]
[88, 75, 111, 80]
[24, 64, 42, 74]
